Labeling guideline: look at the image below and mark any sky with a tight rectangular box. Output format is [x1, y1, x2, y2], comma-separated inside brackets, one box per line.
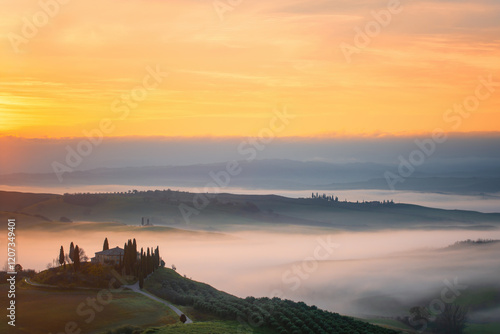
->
[1, 0, 500, 139]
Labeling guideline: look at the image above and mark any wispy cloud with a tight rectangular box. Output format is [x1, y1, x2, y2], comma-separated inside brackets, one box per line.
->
[1, 0, 499, 137]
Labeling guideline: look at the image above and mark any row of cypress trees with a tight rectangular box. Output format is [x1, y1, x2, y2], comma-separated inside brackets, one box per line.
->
[58, 242, 80, 271]
[116, 238, 161, 288]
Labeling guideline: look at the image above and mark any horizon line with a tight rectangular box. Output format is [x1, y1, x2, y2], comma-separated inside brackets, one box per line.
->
[2, 131, 500, 141]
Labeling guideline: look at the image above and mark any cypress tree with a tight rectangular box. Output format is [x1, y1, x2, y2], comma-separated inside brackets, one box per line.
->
[140, 248, 145, 276]
[149, 247, 154, 273]
[59, 246, 65, 268]
[146, 248, 151, 275]
[124, 242, 130, 275]
[130, 239, 135, 273]
[155, 246, 160, 269]
[69, 242, 75, 262]
[103, 237, 109, 251]
[132, 239, 137, 264]
[139, 271, 144, 289]
[74, 245, 80, 271]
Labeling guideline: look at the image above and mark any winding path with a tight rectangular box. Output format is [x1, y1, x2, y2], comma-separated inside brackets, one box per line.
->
[25, 278, 95, 290]
[123, 281, 193, 324]
[25, 277, 193, 324]
[25, 278, 57, 288]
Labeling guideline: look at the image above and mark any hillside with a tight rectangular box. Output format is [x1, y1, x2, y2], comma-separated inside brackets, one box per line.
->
[0, 190, 58, 211]
[0, 283, 179, 334]
[141, 268, 400, 334]
[31, 262, 123, 289]
[1, 189, 499, 231]
[15, 266, 402, 334]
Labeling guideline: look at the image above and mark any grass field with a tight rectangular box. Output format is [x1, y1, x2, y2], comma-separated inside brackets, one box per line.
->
[141, 320, 276, 334]
[0, 284, 179, 334]
[464, 323, 500, 334]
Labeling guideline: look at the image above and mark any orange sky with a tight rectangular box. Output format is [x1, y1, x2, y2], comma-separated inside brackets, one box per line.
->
[1, 0, 499, 138]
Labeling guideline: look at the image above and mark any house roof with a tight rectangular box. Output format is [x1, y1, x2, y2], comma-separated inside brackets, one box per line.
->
[95, 246, 124, 256]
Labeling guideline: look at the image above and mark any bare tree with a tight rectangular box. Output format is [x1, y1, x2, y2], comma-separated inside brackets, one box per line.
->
[78, 247, 89, 262]
[436, 303, 468, 334]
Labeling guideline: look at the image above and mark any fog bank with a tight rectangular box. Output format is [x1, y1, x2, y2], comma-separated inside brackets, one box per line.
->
[5, 228, 500, 317]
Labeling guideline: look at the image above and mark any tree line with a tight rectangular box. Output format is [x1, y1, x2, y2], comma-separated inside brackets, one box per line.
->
[120, 238, 161, 288]
[58, 242, 88, 271]
[310, 192, 395, 205]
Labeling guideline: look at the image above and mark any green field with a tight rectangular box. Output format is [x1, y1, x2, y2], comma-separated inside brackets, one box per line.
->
[142, 321, 275, 334]
[464, 323, 500, 334]
[0, 284, 179, 334]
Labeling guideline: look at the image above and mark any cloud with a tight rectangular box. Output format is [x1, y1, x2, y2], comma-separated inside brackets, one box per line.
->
[1, 0, 499, 137]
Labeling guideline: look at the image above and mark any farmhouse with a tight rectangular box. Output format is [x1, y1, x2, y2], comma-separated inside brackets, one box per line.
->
[91, 246, 124, 265]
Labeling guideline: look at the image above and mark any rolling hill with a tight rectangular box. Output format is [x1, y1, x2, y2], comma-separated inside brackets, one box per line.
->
[1, 189, 499, 232]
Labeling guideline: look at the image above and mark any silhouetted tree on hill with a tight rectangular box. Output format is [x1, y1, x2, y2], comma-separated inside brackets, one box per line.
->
[103, 237, 109, 251]
[59, 246, 65, 268]
[73, 245, 80, 271]
[139, 271, 144, 289]
[69, 242, 75, 263]
[436, 304, 468, 334]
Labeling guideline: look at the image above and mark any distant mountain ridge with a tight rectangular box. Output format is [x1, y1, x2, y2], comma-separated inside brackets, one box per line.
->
[1, 159, 500, 194]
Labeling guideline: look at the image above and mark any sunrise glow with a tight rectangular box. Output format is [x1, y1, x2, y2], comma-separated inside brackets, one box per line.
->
[1, 0, 499, 139]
